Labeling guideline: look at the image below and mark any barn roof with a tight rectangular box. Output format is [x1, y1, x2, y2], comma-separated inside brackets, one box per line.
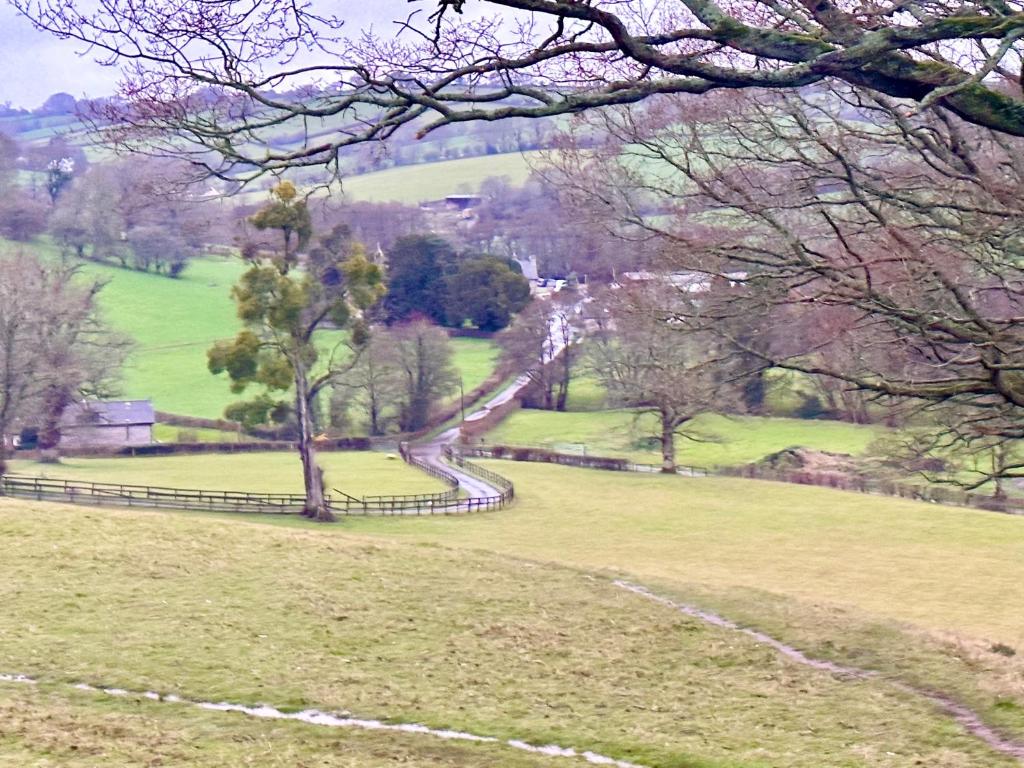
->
[61, 400, 156, 427]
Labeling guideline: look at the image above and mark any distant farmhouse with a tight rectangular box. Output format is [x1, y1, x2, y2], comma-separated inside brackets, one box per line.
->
[58, 400, 155, 449]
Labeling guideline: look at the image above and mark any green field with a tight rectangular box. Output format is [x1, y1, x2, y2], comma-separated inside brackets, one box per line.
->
[485, 409, 885, 467]
[356, 462, 1024, 749]
[444, 337, 501, 397]
[340, 152, 542, 204]
[7, 452, 445, 498]
[1, 240, 500, 421]
[152, 423, 253, 443]
[1, 490, 1020, 767]
[232, 151, 541, 207]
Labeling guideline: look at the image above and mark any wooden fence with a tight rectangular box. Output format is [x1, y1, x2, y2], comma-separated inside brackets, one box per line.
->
[0, 475, 308, 515]
[0, 448, 516, 517]
[443, 446, 516, 501]
[459, 443, 1024, 516]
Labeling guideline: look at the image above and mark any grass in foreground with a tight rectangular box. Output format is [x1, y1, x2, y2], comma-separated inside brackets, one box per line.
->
[0, 498, 1015, 767]
[343, 462, 1024, 743]
[7, 451, 445, 498]
[0, 685, 557, 768]
[485, 409, 884, 467]
[346, 462, 1024, 646]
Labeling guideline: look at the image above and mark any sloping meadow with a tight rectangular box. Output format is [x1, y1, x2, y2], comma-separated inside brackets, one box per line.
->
[0, 497, 1017, 768]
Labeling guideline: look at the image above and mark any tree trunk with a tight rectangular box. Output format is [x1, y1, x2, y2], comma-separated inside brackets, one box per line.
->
[295, 368, 333, 521]
[542, 379, 554, 411]
[369, 394, 382, 436]
[37, 387, 71, 452]
[660, 413, 676, 474]
[555, 350, 571, 411]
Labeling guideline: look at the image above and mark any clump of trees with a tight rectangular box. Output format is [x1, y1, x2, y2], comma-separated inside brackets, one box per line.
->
[383, 234, 530, 332]
[208, 184, 385, 521]
[335, 320, 459, 435]
[469, 175, 643, 282]
[445, 255, 531, 331]
[49, 157, 208, 277]
[0, 133, 49, 242]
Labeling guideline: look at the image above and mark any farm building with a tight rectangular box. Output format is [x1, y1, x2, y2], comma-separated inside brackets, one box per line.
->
[58, 400, 155, 449]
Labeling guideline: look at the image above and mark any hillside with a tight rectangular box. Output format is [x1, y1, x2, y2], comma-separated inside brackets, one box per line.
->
[3, 103, 552, 204]
[0, 239, 500, 421]
[2, 487, 1021, 766]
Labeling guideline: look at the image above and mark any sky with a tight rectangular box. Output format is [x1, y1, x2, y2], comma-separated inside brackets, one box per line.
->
[0, 4, 116, 109]
[0, 2, 445, 110]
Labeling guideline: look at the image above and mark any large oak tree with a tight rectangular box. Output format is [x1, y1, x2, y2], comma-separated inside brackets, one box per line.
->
[13, 0, 1024, 182]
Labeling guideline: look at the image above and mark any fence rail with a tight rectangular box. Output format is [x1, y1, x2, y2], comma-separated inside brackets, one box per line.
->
[459, 443, 1024, 516]
[443, 446, 516, 498]
[0, 446, 516, 517]
[0, 475, 307, 514]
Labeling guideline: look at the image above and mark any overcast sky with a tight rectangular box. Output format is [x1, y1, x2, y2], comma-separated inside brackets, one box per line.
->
[0, 2, 448, 109]
[0, 4, 114, 108]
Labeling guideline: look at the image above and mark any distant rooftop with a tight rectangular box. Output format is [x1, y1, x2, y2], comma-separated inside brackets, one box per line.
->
[61, 400, 156, 427]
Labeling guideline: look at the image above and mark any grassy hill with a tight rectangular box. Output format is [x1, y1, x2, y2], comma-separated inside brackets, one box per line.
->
[231, 151, 544, 207]
[340, 152, 542, 204]
[1, 239, 500, 421]
[2, 486, 1020, 766]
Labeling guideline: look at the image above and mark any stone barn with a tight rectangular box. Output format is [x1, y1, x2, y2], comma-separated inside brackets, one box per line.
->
[59, 400, 155, 449]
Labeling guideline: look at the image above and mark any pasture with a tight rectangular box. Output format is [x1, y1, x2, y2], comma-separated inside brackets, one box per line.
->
[1, 490, 1020, 767]
[339, 152, 542, 203]
[7, 452, 447, 499]
[484, 409, 885, 467]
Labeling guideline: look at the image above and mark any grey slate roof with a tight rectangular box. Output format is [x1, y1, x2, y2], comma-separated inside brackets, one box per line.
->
[61, 400, 156, 428]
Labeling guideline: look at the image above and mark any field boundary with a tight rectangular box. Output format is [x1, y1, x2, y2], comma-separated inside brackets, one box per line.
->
[0, 447, 514, 517]
[13, 438, 373, 460]
[461, 443, 1024, 516]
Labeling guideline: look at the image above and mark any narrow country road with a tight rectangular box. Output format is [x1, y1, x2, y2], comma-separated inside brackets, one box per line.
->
[411, 298, 583, 498]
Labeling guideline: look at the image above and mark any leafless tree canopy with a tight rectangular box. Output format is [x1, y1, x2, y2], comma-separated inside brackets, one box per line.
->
[548, 84, 1024, 478]
[0, 256, 126, 474]
[13, 0, 1024, 179]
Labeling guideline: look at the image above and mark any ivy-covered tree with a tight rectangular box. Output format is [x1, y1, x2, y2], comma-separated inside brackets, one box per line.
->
[208, 186, 384, 521]
[248, 180, 312, 269]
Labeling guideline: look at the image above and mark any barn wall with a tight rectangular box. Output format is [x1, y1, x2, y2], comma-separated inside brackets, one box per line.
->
[60, 424, 153, 449]
[127, 425, 153, 446]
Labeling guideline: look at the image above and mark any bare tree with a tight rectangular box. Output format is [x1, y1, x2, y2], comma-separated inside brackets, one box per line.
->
[334, 333, 401, 436]
[389, 320, 459, 433]
[550, 84, 1024, 481]
[0, 256, 123, 475]
[14, 0, 1024, 183]
[501, 297, 575, 410]
[587, 286, 741, 472]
